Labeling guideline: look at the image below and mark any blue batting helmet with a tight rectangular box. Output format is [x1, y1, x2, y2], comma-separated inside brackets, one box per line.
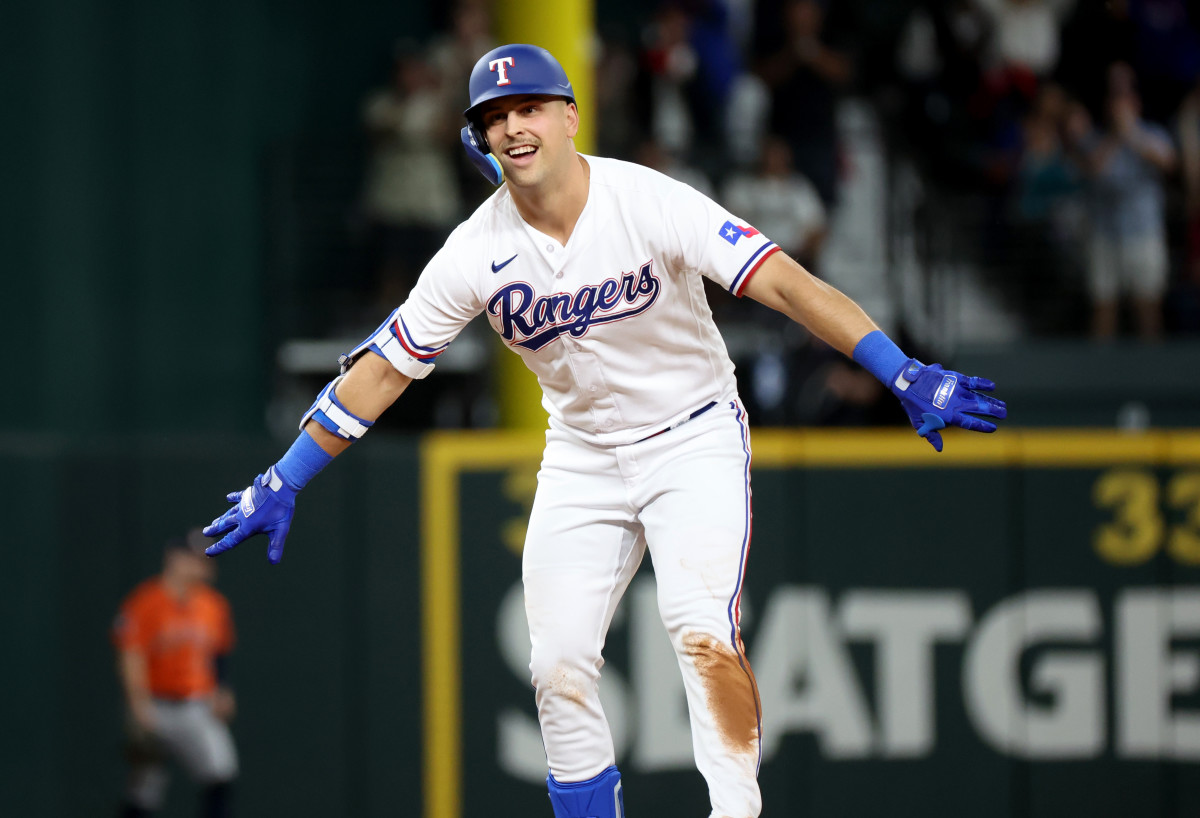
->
[459, 44, 576, 187]
[463, 44, 575, 121]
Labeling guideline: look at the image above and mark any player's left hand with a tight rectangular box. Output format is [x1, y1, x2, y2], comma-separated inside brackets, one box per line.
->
[890, 360, 1007, 452]
[202, 466, 298, 564]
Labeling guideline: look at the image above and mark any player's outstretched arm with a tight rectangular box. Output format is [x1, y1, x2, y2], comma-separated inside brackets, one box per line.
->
[740, 252, 1006, 451]
[203, 353, 412, 563]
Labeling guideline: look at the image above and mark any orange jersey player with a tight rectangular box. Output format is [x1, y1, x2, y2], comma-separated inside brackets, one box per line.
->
[112, 531, 238, 818]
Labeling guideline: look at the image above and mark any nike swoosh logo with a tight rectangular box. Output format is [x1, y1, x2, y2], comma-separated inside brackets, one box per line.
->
[491, 254, 518, 273]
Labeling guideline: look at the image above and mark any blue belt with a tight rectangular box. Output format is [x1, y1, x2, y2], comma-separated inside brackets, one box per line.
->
[637, 401, 718, 443]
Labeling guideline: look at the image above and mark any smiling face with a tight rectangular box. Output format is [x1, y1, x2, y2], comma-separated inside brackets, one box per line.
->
[478, 94, 579, 190]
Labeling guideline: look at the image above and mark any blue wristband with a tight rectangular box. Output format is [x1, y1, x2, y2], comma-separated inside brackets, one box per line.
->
[852, 330, 909, 386]
[273, 430, 334, 490]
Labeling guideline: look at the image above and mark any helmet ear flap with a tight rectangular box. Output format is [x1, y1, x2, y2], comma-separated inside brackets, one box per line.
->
[460, 121, 504, 186]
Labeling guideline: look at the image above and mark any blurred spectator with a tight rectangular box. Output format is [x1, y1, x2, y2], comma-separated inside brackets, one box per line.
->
[968, 63, 1034, 193]
[893, 1, 994, 188]
[756, 0, 852, 207]
[594, 31, 642, 159]
[636, 2, 703, 156]
[1009, 83, 1087, 332]
[926, 0, 1035, 263]
[682, 0, 745, 154]
[113, 531, 237, 818]
[724, 70, 773, 168]
[974, 0, 1075, 78]
[1076, 63, 1177, 339]
[428, 0, 496, 208]
[428, 0, 494, 111]
[722, 135, 827, 267]
[634, 137, 716, 197]
[359, 42, 461, 314]
[955, 1, 1060, 192]
[1015, 84, 1081, 222]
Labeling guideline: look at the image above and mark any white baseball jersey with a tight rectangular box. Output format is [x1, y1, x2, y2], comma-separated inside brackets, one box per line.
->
[379, 155, 780, 445]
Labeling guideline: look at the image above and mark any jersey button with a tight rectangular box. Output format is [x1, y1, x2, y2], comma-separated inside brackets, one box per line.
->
[546, 244, 554, 252]
[555, 271, 564, 279]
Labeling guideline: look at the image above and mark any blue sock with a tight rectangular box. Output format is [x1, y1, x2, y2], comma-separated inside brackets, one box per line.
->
[547, 766, 624, 818]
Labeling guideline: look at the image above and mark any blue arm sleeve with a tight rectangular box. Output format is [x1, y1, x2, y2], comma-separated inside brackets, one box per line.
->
[852, 330, 909, 386]
[273, 430, 334, 489]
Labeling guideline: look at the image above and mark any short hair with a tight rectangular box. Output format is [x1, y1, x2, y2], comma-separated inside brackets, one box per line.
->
[165, 528, 208, 556]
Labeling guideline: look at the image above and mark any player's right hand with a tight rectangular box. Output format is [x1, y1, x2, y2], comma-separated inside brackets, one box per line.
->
[203, 465, 298, 564]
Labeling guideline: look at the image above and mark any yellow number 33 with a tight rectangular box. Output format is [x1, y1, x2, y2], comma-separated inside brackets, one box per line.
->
[1093, 470, 1200, 566]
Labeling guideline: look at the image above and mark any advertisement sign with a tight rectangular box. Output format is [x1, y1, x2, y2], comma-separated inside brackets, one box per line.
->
[420, 430, 1200, 818]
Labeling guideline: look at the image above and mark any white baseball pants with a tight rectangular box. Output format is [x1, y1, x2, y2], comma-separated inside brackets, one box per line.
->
[125, 699, 239, 810]
[523, 397, 762, 818]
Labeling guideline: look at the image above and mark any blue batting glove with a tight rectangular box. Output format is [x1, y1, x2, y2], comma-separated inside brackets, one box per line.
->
[890, 360, 1007, 452]
[203, 466, 298, 565]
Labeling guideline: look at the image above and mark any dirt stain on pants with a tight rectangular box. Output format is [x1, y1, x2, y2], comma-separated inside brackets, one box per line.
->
[682, 631, 761, 755]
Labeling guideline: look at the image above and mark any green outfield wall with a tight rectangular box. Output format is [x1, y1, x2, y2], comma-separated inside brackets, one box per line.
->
[5, 428, 1200, 817]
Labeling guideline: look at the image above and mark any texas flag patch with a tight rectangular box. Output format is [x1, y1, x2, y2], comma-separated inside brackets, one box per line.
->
[719, 221, 760, 246]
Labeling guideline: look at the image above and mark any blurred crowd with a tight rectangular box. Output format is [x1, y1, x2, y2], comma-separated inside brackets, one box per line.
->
[330, 0, 1200, 428]
[891, 0, 1200, 342]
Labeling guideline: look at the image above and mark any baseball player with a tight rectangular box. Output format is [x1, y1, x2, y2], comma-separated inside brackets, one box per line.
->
[203, 45, 1006, 818]
[113, 531, 238, 818]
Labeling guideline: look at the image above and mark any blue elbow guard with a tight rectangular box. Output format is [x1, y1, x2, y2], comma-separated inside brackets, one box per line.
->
[299, 376, 374, 440]
[547, 766, 625, 818]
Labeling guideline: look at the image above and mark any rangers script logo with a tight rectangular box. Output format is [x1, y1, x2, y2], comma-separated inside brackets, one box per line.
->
[488, 261, 661, 351]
